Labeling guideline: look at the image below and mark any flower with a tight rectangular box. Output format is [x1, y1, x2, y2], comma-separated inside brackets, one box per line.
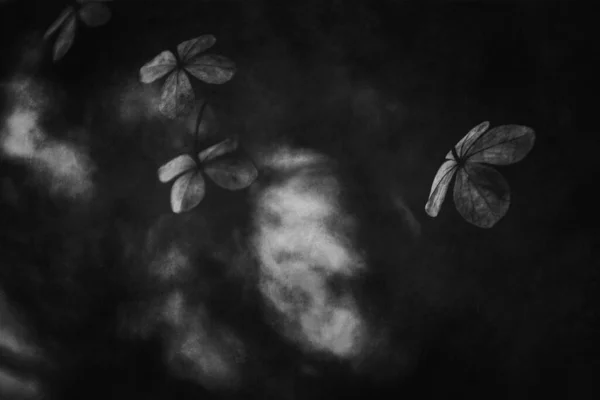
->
[139, 35, 236, 119]
[43, 0, 113, 61]
[425, 121, 535, 228]
[158, 137, 258, 213]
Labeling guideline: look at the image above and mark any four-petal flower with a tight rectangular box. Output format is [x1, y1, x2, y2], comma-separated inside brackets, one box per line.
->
[425, 121, 535, 228]
[139, 35, 236, 119]
[43, 0, 113, 61]
[158, 137, 258, 213]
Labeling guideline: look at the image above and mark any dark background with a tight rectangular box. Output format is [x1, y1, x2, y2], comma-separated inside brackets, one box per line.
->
[0, 0, 597, 399]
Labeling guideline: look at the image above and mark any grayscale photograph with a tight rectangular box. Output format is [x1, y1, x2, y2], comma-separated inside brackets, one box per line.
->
[0, 0, 595, 399]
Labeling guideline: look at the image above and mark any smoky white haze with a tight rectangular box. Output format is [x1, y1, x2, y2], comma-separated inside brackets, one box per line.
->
[0, 77, 95, 200]
[138, 146, 406, 390]
[0, 292, 41, 399]
[0, 73, 418, 398]
[251, 148, 368, 358]
[0, 76, 91, 399]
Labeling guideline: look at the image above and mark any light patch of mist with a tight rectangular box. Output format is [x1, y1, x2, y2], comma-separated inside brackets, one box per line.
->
[1, 109, 45, 158]
[112, 79, 215, 157]
[176, 319, 244, 390]
[162, 290, 186, 327]
[300, 303, 363, 357]
[252, 147, 367, 359]
[150, 245, 191, 280]
[3, 76, 49, 112]
[159, 290, 246, 391]
[141, 218, 246, 391]
[35, 140, 95, 199]
[115, 79, 163, 124]
[0, 291, 41, 360]
[0, 369, 38, 399]
[0, 323, 39, 361]
[0, 76, 95, 200]
[390, 187, 422, 237]
[254, 145, 328, 171]
[0, 291, 41, 399]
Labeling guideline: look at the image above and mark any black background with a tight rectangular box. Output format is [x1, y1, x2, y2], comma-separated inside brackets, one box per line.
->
[0, 0, 597, 399]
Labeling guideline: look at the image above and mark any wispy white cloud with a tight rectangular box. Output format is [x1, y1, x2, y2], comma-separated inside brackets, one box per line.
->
[1, 109, 45, 158]
[0, 76, 95, 200]
[160, 290, 245, 391]
[252, 147, 368, 359]
[0, 291, 42, 399]
[115, 78, 163, 123]
[150, 245, 191, 280]
[0, 369, 38, 399]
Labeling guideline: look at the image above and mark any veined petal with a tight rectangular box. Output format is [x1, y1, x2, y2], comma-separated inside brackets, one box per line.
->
[139, 51, 177, 83]
[158, 70, 195, 119]
[466, 125, 535, 165]
[44, 6, 75, 40]
[198, 137, 238, 163]
[455, 121, 490, 157]
[158, 154, 196, 183]
[170, 170, 205, 213]
[185, 54, 236, 84]
[204, 156, 258, 191]
[453, 162, 510, 228]
[177, 35, 216, 62]
[425, 159, 458, 217]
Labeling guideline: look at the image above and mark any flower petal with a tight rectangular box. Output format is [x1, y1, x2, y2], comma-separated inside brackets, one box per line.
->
[139, 51, 177, 83]
[425, 159, 458, 217]
[177, 35, 216, 62]
[455, 121, 490, 157]
[466, 125, 535, 165]
[185, 54, 236, 84]
[78, 2, 111, 27]
[204, 156, 258, 191]
[198, 137, 238, 163]
[170, 170, 205, 213]
[158, 154, 196, 183]
[158, 70, 195, 119]
[53, 14, 77, 61]
[453, 162, 510, 228]
[43, 6, 74, 40]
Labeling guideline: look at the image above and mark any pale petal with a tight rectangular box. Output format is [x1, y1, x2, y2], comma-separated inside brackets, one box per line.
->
[425, 159, 458, 217]
[78, 2, 111, 27]
[177, 35, 216, 62]
[198, 137, 238, 163]
[466, 125, 535, 165]
[170, 170, 206, 213]
[43, 7, 75, 40]
[453, 163, 510, 228]
[454, 121, 490, 157]
[158, 70, 195, 119]
[185, 54, 236, 84]
[204, 157, 258, 190]
[139, 51, 177, 83]
[158, 154, 196, 183]
[53, 14, 77, 61]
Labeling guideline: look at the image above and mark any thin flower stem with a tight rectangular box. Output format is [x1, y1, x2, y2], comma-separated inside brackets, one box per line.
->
[193, 100, 208, 154]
